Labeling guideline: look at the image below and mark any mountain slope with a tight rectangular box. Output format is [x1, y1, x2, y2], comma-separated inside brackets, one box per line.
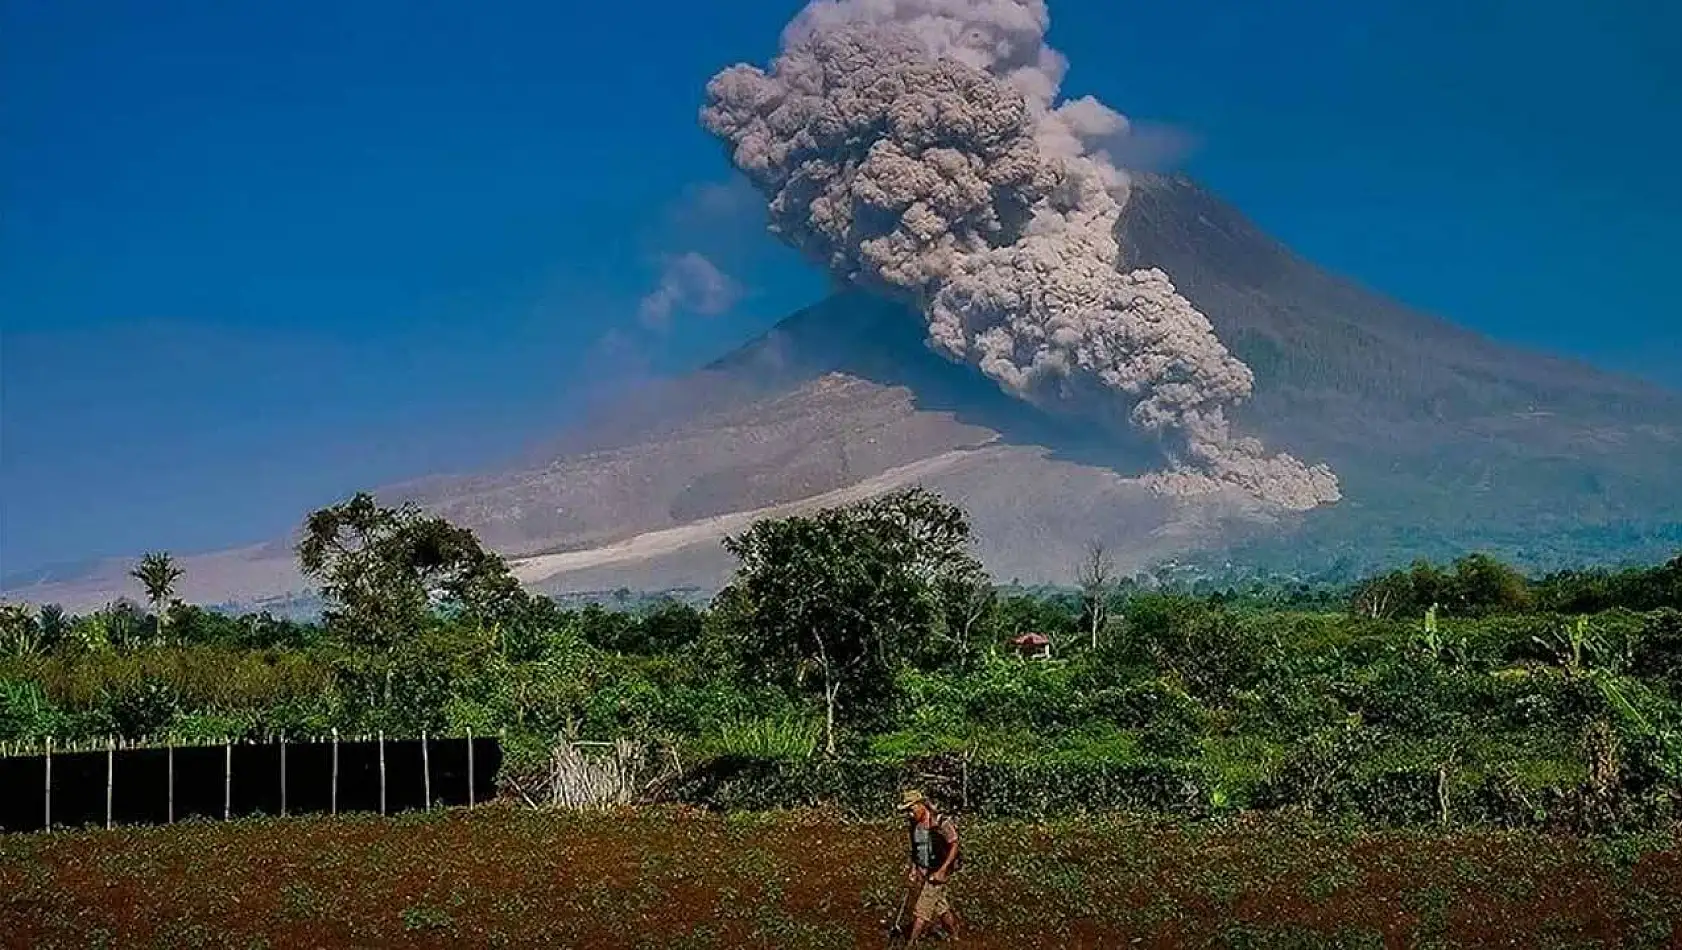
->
[1115, 174, 1682, 568]
[8, 175, 1680, 611]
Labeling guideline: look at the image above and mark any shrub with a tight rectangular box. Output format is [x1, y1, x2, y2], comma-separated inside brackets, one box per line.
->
[1141, 609, 1270, 700]
[1256, 724, 1382, 813]
[1633, 609, 1682, 691]
[1341, 658, 1473, 735]
[662, 755, 1214, 819]
[0, 679, 66, 741]
[703, 715, 822, 761]
[1089, 679, 1208, 758]
[959, 655, 1086, 731]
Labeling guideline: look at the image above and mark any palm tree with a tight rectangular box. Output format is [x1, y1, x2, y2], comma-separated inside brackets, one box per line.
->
[130, 552, 184, 643]
[36, 604, 68, 650]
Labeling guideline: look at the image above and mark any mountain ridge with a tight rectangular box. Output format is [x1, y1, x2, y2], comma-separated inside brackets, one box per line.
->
[6, 173, 1678, 611]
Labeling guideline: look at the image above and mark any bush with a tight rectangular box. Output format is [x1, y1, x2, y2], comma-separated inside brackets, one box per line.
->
[1633, 609, 1682, 691]
[702, 715, 823, 761]
[663, 755, 1214, 819]
[1342, 659, 1473, 735]
[1257, 724, 1382, 813]
[959, 655, 1086, 731]
[0, 680, 66, 741]
[107, 681, 182, 740]
[1089, 679, 1208, 758]
[1140, 609, 1270, 701]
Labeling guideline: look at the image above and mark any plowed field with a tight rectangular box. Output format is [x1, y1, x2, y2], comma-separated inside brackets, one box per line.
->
[2, 806, 1679, 948]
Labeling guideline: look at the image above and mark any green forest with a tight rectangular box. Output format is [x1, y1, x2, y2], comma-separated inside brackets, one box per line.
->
[4, 488, 1681, 833]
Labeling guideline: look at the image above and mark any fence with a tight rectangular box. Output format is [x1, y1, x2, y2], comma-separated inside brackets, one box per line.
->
[0, 731, 502, 834]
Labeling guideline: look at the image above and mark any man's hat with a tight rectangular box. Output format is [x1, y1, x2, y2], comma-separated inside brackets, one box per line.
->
[898, 789, 926, 811]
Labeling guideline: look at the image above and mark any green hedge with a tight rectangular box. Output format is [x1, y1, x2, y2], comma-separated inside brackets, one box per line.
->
[661, 753, 1681, 832]
[661, 755, 1215, 819]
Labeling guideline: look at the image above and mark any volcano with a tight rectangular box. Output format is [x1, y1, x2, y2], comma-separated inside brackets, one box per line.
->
[8, 174, 1682, 612]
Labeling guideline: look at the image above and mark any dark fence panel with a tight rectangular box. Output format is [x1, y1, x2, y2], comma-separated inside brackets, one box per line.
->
[337, 741, 383, 814]
[51, 752, 105, 829]
[174, 746, 226, 822]
[112, 749, 170, 826]
[430, 738, 469, 805]
[0, 737, 500, 834]
[286, 742, 335, 816]
[0, 757, 45, 833]
[384, 740, 427, 814]
[472, 738, 501, 805]
[231, 744, 283, 818]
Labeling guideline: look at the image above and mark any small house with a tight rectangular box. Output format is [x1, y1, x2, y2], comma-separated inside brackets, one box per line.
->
[1010, 632, 1052, 661]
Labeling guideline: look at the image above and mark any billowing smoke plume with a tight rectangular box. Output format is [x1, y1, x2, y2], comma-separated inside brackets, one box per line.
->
[702, 0, 1340, 509]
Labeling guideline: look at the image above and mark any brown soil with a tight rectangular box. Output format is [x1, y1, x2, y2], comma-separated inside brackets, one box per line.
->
[1, 806, 1677, 949]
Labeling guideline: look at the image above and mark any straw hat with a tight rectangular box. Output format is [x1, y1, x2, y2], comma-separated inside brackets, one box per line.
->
[898, 789, 927, 811]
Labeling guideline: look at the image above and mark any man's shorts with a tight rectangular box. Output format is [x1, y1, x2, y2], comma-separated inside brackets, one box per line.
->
[914, 880, 952, 921]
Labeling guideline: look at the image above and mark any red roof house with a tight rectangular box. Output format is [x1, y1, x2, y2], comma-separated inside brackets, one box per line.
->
[1010, 632, 1052, 660]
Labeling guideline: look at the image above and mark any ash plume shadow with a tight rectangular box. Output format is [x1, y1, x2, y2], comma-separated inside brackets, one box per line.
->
[709, 289, 1167, 477]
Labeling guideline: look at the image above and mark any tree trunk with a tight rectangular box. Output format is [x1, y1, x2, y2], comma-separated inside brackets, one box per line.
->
[823, 678, 839, 757]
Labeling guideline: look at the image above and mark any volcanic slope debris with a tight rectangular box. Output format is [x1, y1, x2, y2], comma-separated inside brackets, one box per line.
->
[701, 0, 1340, 510]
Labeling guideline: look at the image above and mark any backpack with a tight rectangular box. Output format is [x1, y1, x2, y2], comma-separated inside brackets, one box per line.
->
[911, 812, 964, 874]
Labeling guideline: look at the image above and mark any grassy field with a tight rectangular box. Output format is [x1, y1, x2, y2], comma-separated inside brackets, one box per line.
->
[2, 806, 1680, 949]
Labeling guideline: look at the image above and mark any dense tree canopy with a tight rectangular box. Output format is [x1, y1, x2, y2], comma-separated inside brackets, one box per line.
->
[296, 492, 529, 649]
[718, 487, 985, 753]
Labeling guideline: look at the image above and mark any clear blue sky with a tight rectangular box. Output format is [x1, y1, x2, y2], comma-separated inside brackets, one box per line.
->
[3, 0, 1679, 575]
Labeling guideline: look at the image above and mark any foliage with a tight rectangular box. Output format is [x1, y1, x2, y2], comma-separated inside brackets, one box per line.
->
[1350, 553, 1533, 619]
[717, 487, 984, 754]
[129, 551, 185, 641]
[0, 679, 66, 740]
[0, 603, 44, 657]
[5, 491, 1682, 834]
[296, 492, 530, 649]
[701, 715, 823, 761]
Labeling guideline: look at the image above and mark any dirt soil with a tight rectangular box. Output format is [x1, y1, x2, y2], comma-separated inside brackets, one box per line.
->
[2, 806, 1679, 949]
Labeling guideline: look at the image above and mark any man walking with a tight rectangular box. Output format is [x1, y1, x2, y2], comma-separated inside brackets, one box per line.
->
[899, 789, 961, 945]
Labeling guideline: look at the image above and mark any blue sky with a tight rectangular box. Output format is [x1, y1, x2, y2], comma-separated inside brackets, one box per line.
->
[3, 0, 1679, 575]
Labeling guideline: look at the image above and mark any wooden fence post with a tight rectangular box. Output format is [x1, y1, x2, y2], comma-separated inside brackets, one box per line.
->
[331, 729, 339, 817]
[168, 740, 175, 825]
[467, 728, 476, 809]
[378, 731, 387, 816]
[224, 738, 233, 821]
[422, 731, 432, 810]
[44, 737, 53, 833]
[280, 735, 288, 818]
[105, 737, 114, 831]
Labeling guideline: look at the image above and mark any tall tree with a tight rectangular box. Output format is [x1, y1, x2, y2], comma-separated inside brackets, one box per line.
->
[1077, 541, 1116, 651]
[296, 492, 528, 650]
[130, 552, 184, 643]
[719, 488, 985, 754]
[935, 569, 996, 670]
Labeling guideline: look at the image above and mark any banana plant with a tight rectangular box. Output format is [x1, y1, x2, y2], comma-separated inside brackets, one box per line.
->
[1594, 673, 1682, 781]
[1533, 616, 1604, 674]
[1416, 603, 1453, 661]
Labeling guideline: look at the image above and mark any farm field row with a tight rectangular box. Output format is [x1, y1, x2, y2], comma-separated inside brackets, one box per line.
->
[2, 806, 1679, 948]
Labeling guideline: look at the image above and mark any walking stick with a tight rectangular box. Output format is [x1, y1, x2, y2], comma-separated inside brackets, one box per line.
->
[887, 887, 911, 948]
[887, 874, 924, 948]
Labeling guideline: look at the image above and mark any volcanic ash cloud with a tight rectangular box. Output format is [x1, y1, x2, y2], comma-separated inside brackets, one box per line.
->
[700, 0, 1340, 510]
